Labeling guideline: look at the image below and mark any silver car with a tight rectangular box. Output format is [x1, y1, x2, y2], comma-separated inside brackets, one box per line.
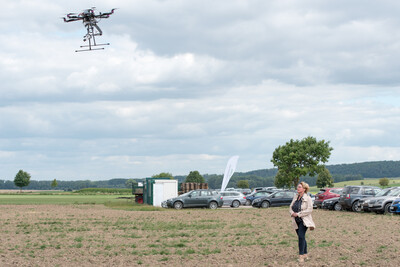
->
[361, 187, 400, 214]
[220, 191, 246, 208]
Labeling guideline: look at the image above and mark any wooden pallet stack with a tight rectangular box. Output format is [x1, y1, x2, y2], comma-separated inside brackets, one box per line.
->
[179, 183, 208, 194]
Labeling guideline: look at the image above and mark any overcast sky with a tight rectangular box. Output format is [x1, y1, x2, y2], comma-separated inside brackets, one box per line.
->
[1, 0, 400, 181]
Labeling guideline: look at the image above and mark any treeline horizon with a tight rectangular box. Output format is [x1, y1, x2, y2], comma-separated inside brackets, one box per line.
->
[1, 160, 399, 191]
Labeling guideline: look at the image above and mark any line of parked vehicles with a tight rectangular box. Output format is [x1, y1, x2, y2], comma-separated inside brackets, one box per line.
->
[316, 185, 400, 214]
[163, 185, 400, 214]
[163, 187, 315, 210]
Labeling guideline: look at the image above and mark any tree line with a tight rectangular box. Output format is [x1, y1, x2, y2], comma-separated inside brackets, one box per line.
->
[1, 160, 400, 191]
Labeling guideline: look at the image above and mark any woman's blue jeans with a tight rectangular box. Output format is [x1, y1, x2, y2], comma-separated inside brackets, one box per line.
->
[295, 220, 308, 255]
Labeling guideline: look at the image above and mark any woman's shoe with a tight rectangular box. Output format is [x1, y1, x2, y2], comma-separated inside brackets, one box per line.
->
[298, 255, 304, 263]
[303, 254, 308, 261]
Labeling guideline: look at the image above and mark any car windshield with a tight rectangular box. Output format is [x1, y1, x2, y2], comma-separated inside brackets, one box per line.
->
[330, 189, 343, 194]
[388, 189, 400, 196]
[375, 188, 392, 197]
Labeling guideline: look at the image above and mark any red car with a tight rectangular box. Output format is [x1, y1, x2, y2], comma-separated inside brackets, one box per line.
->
[315, 188, 343, 208]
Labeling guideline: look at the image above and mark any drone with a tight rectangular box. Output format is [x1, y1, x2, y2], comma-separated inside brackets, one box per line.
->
[63, 7, 116, 52]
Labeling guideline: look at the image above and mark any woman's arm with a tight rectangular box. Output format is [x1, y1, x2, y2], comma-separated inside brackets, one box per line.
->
[289, 196, 296, 215]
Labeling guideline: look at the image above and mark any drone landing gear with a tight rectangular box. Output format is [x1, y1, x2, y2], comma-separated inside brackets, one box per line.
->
[75, 42, 110, 52]
[75, 23, 109, 52]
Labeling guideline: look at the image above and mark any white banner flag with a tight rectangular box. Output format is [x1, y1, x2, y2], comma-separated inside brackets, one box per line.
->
[221, 156, 239, 191]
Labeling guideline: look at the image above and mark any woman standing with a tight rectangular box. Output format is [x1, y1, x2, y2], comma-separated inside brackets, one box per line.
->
[289, 182, 315, 263]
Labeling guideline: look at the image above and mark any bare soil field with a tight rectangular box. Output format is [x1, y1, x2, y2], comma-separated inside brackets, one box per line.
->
[0, 205, 399, 267]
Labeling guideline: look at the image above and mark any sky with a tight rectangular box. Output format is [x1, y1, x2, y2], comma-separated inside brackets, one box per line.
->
[1, 0, 400, 181]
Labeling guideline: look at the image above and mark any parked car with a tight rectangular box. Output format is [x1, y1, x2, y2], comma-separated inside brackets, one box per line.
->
[220, 191, 246, 208]
[361, 187, 400, 214]
[165, 189, 223, 209]
[252, 187, 278, 194]
[245, 191, 271, 205]
[321, 197, 342, 211]
[389, 198, 400, 214]
[310, 193, 316, 208]
[358, 187, 394, 212]
[252, 190, 296, 208]
[314, 188, 343, 209]
[235, 188, 252, 195]
[339, 186, 381, 212]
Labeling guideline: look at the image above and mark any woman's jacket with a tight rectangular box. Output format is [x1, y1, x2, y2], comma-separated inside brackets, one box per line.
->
[289, 193, 315, 230]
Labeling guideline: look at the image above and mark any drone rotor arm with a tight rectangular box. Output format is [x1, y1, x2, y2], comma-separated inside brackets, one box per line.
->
[99, 8, 116, 17]
[63, 17, 82, 22]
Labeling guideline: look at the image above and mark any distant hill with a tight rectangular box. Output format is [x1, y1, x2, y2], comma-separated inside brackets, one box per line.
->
[237, 160, 400, 179]
[326, 161, 400, 178]
[205, 160, 400, 188]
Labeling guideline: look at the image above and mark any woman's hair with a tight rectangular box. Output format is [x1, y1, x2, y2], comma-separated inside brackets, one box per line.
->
[299, 181, 309, 193]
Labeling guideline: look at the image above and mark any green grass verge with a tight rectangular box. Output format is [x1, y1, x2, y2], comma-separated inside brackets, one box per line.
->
[0, 193, 164, 211]
[0, 194, 133, 205]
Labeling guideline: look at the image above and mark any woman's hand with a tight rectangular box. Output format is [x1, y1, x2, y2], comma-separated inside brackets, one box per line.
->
[291, 213, 298, 217]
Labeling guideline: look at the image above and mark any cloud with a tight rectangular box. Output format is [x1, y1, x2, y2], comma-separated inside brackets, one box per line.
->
[0, 0, 399, 180]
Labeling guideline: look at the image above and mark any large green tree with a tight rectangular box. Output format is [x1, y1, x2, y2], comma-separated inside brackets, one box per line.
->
[14, 170, 31, 192]
[185, 171, 205, 183]
[152, 172, 174, 179]
[274, 170, 292, 188]
[316, 168, 334, 188]
[271, 136, 333, 188]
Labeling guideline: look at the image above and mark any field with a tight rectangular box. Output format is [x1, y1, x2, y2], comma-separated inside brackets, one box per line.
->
[1, 194, 400, 267]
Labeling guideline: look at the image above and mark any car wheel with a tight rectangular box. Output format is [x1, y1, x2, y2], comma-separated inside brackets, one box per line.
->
[261, 201, 270, 208]
[173, 201, 183, 210]
[231, 200, 240, 208]
[246, 200, 251, 206]
[334, 202, 342, 211]
[352, 201, 360, 212]
[384, 203, 392, 214]
[209, 201, 218, 210]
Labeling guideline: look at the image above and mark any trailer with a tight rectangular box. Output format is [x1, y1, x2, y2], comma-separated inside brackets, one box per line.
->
[132, 182, 144, 203]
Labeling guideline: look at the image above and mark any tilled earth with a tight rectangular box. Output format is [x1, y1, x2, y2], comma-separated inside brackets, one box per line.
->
[0, 204, 399, 267]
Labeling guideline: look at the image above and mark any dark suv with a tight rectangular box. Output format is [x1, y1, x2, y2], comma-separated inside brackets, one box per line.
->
[252, 190, 296, 208]
[339, 186, 381, 212]
[165, 189, 223, 209]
